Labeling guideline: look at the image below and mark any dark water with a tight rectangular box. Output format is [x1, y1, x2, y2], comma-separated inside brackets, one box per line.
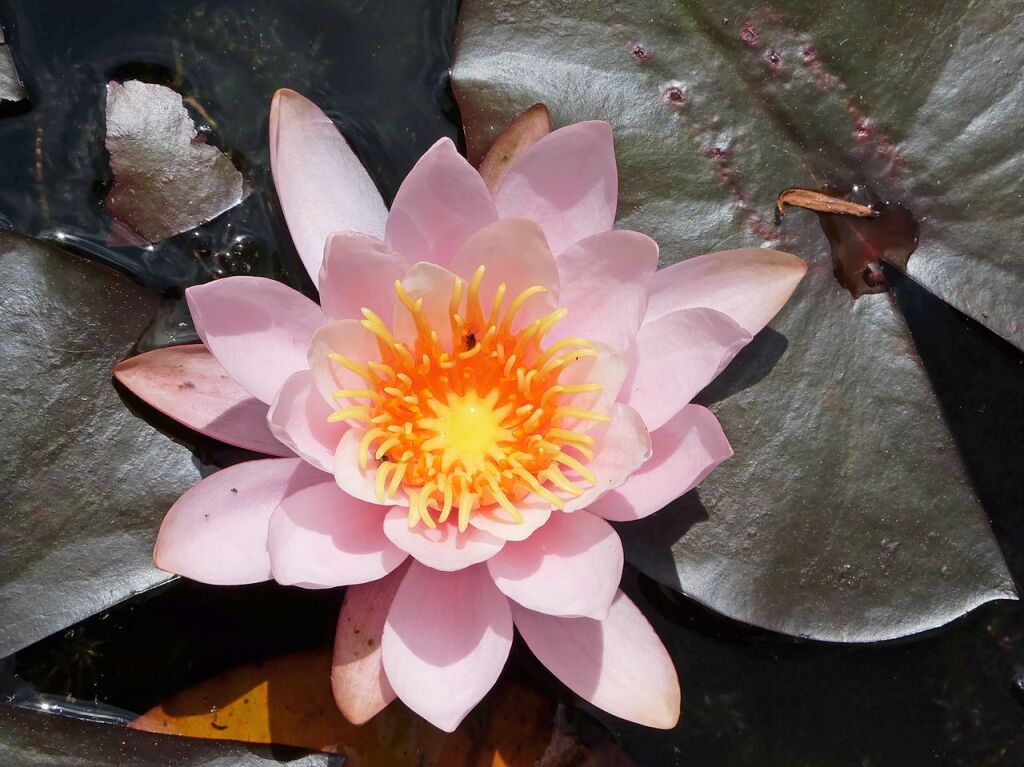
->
[2, 1, 1024, 765]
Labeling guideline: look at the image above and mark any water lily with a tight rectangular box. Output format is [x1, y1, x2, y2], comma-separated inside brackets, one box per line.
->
[115, 89, 806, 732]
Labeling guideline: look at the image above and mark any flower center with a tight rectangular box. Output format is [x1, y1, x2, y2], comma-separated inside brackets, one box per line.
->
[326, 266, 607, 532]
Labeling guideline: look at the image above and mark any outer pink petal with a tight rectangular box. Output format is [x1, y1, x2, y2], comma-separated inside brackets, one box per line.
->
[382, 507, 504, 571]
[562, 403, 652, 514]
[319, 233, 409, 322]
[332, 429, 398, 506]
[382, 563, 513, 732]
[487, 510, 622, 620]
[114, 344, 291, 456]
[493, 121, 617, 255]
[267, 476, 406, 588]
[468, 496, 552, 542]
[511, 591, 680, 729]
[449, 218, 560, 328]
[590, 405, 732, 522]
[548, 230, 658, 352]
[186, 276, 324, 405]
[154, 457, 309, 584]
[270, 89, 388, 280]
[644, 247, 807, 334]
[331, 561, 409, 725]
[267, 370, 346, 472]
[622, 307, 752, 431]
[384, 137, 497, 267]
[308, 319, 381, 408]
[392, 261, 460, 350]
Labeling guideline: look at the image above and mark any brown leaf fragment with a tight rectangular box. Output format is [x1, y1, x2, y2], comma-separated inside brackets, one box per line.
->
[775, 187, 877, 221]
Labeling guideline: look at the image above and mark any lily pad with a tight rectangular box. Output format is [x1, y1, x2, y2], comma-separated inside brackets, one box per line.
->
[0, 232, 200, 657]
[453, 0, 1020, 640]
[0, 704, 328, 767]
[105, 80, 247, 244]
[0, 25, 26, 105]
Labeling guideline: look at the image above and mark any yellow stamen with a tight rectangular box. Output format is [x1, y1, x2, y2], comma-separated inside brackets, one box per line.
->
[322, 265, 609, 532]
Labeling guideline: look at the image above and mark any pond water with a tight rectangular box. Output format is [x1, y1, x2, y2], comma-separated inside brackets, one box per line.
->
[2, 1, 1024, 765]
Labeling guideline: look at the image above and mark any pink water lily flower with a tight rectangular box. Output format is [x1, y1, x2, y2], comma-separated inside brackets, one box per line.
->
[115, 90, 806, 732]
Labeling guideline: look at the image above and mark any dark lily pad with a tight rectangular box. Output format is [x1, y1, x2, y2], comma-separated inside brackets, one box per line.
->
[0, 704, 329, 767]
[0, 232, 200, 657]
[453, 0, 1021, 640]
[105, 80, 246, 244]
[0, 25, 26, 105]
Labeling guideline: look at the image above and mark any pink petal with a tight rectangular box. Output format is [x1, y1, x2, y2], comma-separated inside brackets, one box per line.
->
[331, 561, 409, 725]
[382, 507, 504, 571]
[382, 563, 513, 731]
[493, 121, 617, 255]
[644, 247, 807, 335]
[562, 403, 652, 513]
[270, 89, 388, 280]
[186, 276, 324, 405]
[385, 137, 497, 267]
[547, 230, 658, 352]
[449, 218, 560, 329]
[590, 405, 732, 522]
[332, 428, 398, 506]
[622, 307, 752, 431]
[392, 261, 461, 350]
[267, 370, 346, 473]
[319, 233, 408, 322]
[267, 476, 406, 588]
[511, 590, 680, 729]
[154, 457, 310, 584]
[468, 496, 552, 542]
[114, 344, 291, 456]
[487, 510, 622, 620]
[307, 319, 381, 408]
[478, 103, 552, 194]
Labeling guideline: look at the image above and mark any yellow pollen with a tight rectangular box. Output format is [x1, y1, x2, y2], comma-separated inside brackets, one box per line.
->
[326, 266, 609, 532]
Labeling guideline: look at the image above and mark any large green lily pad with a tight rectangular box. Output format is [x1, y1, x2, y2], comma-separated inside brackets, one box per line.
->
[453, 0, 1021, 640]
[0, 232, 200, 657]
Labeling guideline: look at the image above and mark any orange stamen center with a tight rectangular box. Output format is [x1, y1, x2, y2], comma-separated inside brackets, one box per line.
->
[326, 266, 608, 532]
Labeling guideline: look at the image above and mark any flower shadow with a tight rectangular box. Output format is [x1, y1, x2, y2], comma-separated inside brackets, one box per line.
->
[613, 491, 710, 592]
[695, 327, 789, 406]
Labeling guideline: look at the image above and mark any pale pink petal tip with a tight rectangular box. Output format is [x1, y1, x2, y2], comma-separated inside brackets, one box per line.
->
[114, 344, 291, 457]
[550, 229, 659, 352]
[624, 307, 751, 431]
[270, 88, 388, 280]
[267, 478, 405, 588]
[383, 564, 513, 732]
[331, 563, 409, 724]
[591, 404, 732, 522]
[385, 136, 497, 268]
[513, 591, 680, 729]
[185, 276, 324, 405]
[319, 233, 408, 322]
[153, 458, 308, 585]
[645, 247, 807, 335]
[487, 510, 622, 620]
[494, 120, 617, 255]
